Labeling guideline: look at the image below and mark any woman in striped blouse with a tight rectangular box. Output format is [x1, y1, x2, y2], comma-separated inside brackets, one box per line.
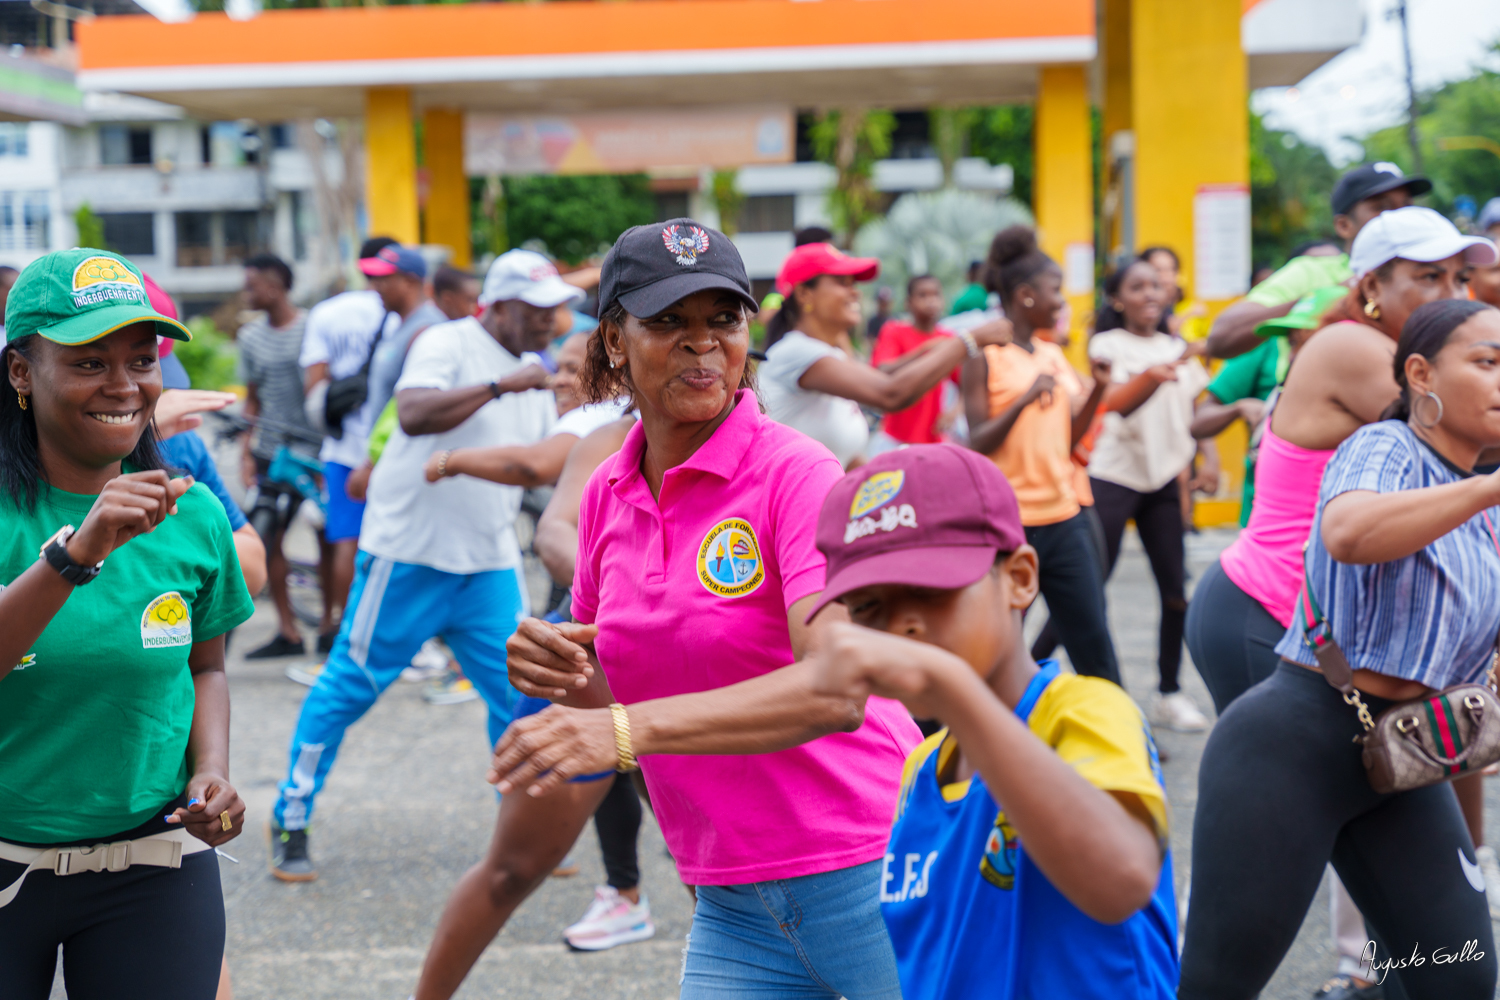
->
[1179, 299, 1500, 1000]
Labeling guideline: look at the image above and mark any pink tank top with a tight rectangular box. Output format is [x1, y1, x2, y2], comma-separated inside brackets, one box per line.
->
[1219, 425, 1336, 627]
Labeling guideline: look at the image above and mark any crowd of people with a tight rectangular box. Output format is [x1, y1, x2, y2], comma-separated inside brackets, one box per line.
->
[5, 155, 1500, 1000]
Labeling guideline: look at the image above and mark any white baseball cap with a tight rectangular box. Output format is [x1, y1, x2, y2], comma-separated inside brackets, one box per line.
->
[480, 249, 586, 308]
[1349, 206, 1498, 278]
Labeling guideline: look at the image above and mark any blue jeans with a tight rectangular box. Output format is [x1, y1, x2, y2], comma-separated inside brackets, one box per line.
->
[273, 553, 527, 830]
[681, 859, 902, 999]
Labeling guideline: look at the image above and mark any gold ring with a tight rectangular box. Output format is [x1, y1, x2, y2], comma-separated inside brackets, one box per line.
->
[220, 811, 232, 832]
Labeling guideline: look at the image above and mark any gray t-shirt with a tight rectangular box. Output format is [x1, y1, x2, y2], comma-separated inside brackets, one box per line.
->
[366, 299, 448, 425]
[237, 310, 315, 459]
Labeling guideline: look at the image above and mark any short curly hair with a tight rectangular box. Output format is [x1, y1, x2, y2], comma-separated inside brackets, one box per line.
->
[578, 303, 757, 408]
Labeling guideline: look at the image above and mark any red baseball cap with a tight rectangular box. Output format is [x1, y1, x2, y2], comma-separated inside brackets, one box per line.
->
[775, 242, 879, 296]
[808, 444, 1026, 621]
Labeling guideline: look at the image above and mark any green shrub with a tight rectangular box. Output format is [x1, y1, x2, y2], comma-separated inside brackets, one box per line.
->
[175, 316, 240, 390]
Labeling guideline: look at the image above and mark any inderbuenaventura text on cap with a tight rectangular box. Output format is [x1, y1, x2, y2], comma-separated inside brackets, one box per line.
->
[598, 217, 758, 319]
[5, 248, 191, 346]
[808, 444, 1027, 621]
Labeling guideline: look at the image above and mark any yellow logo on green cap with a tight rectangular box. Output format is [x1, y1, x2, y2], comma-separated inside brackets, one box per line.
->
[71, 255, 144, 309]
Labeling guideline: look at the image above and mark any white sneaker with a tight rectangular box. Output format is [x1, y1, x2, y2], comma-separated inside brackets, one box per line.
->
[1476, 845, 1500, 919]
[285, 662, 324, 687]
[401, 639, 449, 683]
[564, 885, 656, 952]
[1151, 692, 1210, 733]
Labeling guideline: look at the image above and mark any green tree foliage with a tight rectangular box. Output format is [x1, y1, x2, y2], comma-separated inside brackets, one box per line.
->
[74, 204, 105, 250]
[809, 109, 896, 247]
[176, 316, 240, 390]
[967, 106, 1034, 208]
[710, 170, 746, 237]
[503, 173, 656, 265]
[1249, 111, 1338, 267]
[1357, 45, 1500, 217]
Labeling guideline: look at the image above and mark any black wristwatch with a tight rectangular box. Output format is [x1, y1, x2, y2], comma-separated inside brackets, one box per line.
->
[488, 380, 504, 399]
[40, 525, 103, 586]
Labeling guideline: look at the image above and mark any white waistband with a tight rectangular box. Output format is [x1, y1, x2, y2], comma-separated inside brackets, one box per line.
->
[0, 827, 211, 909]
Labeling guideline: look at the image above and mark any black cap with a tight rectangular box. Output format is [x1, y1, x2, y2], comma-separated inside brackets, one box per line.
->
[358, 235, 399, 261]
[599, 218, 758, 319]
[1332, 162, 1433, 216]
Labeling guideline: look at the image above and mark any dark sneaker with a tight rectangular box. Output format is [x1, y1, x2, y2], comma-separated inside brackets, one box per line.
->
[269, 822, 317, 882]
[246, 635, 306, 660]
[317, 630, 338, 655]
[1314, 976, 1383, 1000]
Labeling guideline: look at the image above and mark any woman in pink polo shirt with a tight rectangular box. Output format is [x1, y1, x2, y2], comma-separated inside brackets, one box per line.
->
[494, 218, 920, 998]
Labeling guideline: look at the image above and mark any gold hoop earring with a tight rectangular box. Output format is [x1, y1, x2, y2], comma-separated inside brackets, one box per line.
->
[1363, 298, 1381, 320]
[1414, 390, 1444, 429]
[16, 392, 26, 411]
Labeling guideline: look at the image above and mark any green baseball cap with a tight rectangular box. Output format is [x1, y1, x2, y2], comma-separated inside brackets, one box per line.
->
[1254, 285, 1348, 337]
[5, 248, 191, 346]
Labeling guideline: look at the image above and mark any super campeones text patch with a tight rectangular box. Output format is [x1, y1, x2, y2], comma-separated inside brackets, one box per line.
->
[697, 518, 765, 598]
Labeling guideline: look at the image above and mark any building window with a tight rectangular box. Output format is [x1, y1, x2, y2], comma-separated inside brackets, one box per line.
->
[654, 191, 689, 222]
[175, 210, 269, 267]
[0, 123, 29, 158]
[222, 210, 265, 264]
[100, 125, 153, 166]
[176, 211, 213, 267]
[100, 213, 155, 256]
[0, 191, 50, 250]
[738, 195, 795, 234]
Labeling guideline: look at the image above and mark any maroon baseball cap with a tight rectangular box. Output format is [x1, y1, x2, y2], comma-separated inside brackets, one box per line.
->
[775, 242, 879, 296]
[807, 444, 1026, 621]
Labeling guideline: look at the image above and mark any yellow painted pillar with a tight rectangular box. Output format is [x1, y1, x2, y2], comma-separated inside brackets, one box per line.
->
[1130, 0, 1247, 302]
[1099, 0, 1132, 260]
[1131, 0, 1249, 527]
[365, 87, 419, 245]
[422, 107, 471, 268]
[1033, 65, 1094, 373]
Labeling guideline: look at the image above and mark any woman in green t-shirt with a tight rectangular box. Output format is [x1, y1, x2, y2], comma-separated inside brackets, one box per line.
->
[0, 249, 255, 1000]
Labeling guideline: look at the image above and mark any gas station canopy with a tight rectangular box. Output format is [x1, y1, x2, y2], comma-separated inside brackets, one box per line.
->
[75, 0, 1097, 121]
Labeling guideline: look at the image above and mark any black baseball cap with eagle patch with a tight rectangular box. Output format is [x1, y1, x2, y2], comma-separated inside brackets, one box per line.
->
[598, 217, 758, 319]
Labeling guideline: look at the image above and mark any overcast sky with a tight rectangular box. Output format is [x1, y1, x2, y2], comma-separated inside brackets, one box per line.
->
[1251, 0, 1500, 164]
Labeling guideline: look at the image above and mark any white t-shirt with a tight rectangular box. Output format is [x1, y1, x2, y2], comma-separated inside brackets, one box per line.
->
[359, 317, 556, 575]
[299, 290, 397, 469]
[1087, 329, 1211, 493]
[759, 331, 869, 467]
[551, 398, 631, 440]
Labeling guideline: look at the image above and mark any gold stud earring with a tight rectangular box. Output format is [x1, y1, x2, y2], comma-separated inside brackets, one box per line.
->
[1364, 299, 1381, 320]
[1023, 297, 1035, 308]
[16, 392, 26, 410]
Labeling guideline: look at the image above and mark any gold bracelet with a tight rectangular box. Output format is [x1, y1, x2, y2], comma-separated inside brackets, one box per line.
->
[436, 449, 453, 478]
[609, 702, 638, 772]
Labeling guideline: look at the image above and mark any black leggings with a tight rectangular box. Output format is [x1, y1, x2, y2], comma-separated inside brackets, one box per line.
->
[1030, 505, 1107, 663]
[1091, 477, 1187, 693]
[1023, 509, 1120, 684]
[594, 772, 642, 891]
[1180, 663, 1497, 999]
[1183, 558, 1285, 714]
[0, 849, 225, 1000]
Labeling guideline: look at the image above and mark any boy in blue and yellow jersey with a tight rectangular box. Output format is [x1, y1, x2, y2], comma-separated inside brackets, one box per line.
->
[805, 443, 1178, 999]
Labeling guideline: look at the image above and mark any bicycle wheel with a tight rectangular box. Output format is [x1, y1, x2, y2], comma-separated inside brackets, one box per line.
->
[286, 559, 324, 628]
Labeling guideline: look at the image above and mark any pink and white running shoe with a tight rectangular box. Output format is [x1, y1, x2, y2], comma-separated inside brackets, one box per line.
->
[563, 885, 656, 952]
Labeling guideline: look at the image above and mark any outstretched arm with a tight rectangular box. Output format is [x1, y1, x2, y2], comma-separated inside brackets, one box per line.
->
[1322, 472, 1500, 565]
[428, 434, 576, 489]
[397, 364, 551, 437]
[1206, 299, 1295, 359]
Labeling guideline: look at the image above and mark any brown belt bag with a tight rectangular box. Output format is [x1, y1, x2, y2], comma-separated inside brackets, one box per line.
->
[1299, 543, 1500, 795]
